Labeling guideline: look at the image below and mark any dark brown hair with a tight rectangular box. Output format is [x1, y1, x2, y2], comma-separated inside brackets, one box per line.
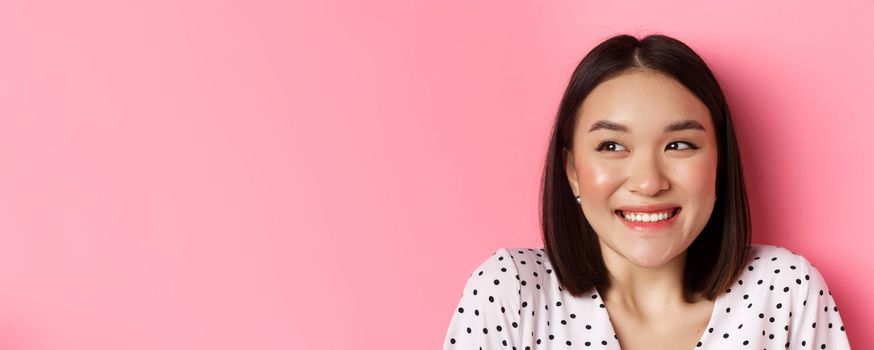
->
[540, 34, 751, 302]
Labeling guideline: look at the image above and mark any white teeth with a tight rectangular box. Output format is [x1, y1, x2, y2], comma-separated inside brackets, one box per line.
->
[621, 210, 675, 222]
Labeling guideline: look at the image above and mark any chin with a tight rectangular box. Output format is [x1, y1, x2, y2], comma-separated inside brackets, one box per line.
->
[620, 243, 683, 269]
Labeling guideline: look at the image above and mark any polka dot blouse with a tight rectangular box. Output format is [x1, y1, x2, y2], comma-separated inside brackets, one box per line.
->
[443, 244, 850, 349]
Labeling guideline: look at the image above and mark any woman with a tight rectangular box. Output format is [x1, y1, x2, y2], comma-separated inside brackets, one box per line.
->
[442, 34, 851, 349]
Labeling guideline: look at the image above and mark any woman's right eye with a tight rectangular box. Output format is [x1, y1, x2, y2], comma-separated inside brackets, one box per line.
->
[595, 141, 626, 152]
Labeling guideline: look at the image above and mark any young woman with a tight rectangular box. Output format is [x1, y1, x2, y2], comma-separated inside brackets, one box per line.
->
[442, 34, 851, 349]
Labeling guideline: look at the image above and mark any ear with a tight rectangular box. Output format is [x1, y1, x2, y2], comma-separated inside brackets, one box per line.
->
[562, 147, 580, 196]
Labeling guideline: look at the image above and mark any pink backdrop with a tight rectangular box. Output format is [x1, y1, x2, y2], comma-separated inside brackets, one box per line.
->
[0, 0, 870, 349]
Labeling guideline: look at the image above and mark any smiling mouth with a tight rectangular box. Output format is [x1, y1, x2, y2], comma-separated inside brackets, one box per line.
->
[613, 207, 681, 222]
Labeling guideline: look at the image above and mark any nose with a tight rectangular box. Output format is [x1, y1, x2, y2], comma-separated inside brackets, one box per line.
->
[625, 151, 670, 197]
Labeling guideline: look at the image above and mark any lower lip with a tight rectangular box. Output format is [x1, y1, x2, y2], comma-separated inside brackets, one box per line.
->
[615, 208, 681, 231]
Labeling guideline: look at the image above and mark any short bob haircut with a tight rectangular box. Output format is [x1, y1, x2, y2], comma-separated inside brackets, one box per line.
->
[540, 34, 751, 302]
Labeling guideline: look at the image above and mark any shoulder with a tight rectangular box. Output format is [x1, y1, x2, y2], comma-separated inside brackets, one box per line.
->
[744, 246, 849, 346]
[739, 244, 833, 299]
[464, 248, 548, 283]
[445, 249, 536, 348]
[458, 248, 550, 298]
[715, 245, 850, 348]
[746, 244, 820, 276]
[750, 244, 807, 267]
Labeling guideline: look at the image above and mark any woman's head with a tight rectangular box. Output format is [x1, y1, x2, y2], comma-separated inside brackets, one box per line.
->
[540, 34, 750, 301]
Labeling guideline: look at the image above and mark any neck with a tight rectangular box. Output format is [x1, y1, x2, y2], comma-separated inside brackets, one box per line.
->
[599, 242, 694, 317]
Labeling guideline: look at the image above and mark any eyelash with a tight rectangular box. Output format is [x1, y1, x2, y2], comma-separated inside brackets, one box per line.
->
[594, 140, 699, 152]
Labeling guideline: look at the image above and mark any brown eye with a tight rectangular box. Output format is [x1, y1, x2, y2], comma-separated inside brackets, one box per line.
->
[666, 141, 698, 151]
[595, 141, 627, 152]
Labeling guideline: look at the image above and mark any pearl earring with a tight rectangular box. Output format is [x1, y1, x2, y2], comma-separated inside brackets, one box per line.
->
[575, 195, 581, 204]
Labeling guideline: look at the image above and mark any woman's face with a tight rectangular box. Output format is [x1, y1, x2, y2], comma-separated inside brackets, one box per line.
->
[563, 69, 718, 269]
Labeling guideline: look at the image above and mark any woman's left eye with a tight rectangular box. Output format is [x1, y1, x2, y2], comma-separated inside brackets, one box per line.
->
[666, 141, 698, 151]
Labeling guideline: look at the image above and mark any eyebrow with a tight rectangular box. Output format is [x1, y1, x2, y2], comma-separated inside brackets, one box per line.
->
[587, 119, 706, 133]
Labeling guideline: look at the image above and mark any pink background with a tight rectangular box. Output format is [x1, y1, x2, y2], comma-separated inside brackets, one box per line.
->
[0, 0, 871, 349]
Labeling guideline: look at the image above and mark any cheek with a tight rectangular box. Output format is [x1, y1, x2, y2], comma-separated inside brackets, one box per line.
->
[671, 153, 718, 197]
[576, 157, 624, 195]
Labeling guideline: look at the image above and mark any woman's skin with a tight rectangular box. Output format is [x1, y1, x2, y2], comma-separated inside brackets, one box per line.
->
[562, 69, 720, 350]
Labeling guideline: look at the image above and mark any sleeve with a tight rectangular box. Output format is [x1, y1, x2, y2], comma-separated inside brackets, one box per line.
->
[442, 248, 522, 349]
[789, 256, 851, 349]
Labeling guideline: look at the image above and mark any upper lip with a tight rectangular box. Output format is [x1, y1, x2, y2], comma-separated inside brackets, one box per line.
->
[616, 203, 681, 213]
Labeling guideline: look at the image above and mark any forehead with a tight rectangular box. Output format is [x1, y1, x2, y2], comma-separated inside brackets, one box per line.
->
[576, 70, 713, 133]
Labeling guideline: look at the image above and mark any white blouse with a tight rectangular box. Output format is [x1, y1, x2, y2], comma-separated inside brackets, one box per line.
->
[443, 244, 851, 349]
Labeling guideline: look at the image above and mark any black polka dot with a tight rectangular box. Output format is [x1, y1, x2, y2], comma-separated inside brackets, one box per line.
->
[443, 245, 849, 348]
